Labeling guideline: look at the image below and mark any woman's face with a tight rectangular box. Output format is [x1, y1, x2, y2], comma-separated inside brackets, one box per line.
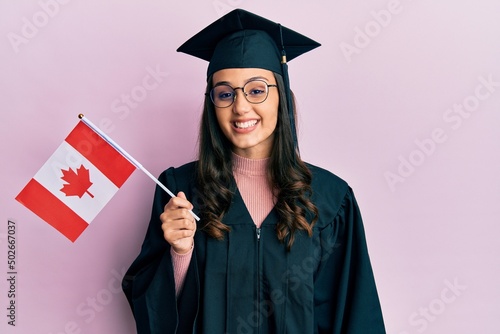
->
[212, 68, 279, 159]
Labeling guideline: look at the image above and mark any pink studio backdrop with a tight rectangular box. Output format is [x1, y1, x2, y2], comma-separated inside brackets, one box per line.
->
[1, 1, 499, 333]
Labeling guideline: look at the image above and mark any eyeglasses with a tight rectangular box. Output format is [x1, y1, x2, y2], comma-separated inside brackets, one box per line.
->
[208, 79, 278, 108]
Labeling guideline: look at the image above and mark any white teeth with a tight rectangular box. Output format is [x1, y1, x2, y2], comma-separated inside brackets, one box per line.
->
[234, 120, 257, 129]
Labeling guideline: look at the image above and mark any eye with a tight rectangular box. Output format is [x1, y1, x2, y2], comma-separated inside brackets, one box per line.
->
[218, 91, 234, 100]
[248, 88, 265, 96]
[213, 85, 235, 101]
[246, 82, 267, 96]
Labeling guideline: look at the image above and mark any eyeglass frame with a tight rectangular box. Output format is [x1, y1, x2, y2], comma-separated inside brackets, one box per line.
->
[207, 79, 278, 108]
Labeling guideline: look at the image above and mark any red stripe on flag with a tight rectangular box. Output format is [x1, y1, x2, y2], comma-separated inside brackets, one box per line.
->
[16, 179, 89, 242]
[65, 122, 135, 187]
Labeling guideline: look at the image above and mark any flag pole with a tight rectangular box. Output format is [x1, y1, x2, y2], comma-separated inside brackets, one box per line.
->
[78, 114, 200, 221]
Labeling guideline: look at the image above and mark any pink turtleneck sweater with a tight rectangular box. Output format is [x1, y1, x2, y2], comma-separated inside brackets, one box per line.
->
[170, 153, 275, 296]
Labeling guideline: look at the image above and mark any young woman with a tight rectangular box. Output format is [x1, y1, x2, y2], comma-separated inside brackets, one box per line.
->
[123, 9, 385, 334]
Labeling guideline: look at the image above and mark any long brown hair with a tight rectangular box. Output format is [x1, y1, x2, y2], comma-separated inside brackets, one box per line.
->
[196, 73, 318, 249]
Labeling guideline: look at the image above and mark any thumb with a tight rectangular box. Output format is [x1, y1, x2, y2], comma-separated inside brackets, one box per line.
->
[175, 191, 193, 211]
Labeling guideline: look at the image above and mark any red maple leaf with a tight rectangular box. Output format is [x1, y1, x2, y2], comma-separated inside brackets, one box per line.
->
[60, 164, 94, 198]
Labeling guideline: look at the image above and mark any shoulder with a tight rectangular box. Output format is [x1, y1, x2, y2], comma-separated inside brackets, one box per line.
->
[305, 162, 349, 196]
[305, 162, 355, 227]
[157, 161, 198, 196]
[159, 161, 197, 180]
[168, 160, 198, 174]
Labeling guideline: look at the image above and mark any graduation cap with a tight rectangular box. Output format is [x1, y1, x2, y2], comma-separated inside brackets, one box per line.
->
[177, 9, 321, 151]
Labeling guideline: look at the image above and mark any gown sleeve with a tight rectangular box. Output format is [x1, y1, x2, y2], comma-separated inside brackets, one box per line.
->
[314, 188, 386, 334]
[122, 167, 198, 334]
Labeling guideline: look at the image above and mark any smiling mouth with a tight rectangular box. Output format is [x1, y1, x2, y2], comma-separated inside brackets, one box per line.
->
[234, 120, 258, 129]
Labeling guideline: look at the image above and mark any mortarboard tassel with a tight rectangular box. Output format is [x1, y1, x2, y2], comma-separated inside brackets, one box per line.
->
[279, 24, 299, 155]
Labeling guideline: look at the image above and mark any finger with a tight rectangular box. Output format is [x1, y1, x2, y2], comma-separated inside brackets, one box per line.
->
[168, 229, 195, 241]
[176, 191, 194, 210]
[164, 192, 193, 211]
[160, 207, 195, 224]
[163, 228, 195, 245]
[161, 217, 196, 232]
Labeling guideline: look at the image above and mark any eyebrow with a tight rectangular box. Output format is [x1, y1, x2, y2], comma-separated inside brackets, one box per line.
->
[213, 76, 272, 87]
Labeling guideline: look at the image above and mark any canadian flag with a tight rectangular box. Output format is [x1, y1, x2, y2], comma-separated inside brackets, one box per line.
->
[16, 121, 136, 242]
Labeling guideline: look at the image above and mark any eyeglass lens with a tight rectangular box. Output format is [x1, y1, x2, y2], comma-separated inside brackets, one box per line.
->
[210, 80, 271, 108]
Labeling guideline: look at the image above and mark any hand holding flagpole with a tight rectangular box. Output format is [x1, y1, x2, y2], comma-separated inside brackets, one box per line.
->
[78, 114, 200, 222]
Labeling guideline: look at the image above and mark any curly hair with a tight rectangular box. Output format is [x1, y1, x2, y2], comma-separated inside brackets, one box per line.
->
[196, 73, 318, 250]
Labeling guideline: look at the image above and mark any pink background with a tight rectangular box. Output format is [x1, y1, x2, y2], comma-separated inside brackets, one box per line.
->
[1, 1, 499, 333]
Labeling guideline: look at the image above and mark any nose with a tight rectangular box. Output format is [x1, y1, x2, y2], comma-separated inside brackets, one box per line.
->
[232, 88, 251, 115]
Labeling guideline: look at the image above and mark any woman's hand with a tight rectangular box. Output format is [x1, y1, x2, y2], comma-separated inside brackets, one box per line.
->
[160, 191, 196, 254]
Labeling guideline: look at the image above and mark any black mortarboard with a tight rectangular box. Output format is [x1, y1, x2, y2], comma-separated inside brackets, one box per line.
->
[177, 9, 321, 151]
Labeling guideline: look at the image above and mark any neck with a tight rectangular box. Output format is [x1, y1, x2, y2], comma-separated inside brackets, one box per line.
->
[232, 152, 269, 176]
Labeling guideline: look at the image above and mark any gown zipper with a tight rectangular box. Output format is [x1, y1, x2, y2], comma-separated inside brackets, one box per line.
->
[256, 227, 262, 334]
